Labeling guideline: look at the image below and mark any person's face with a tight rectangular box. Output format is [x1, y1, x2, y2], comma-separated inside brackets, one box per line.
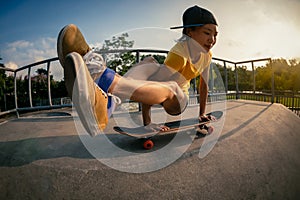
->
[187, 24, 218, 52]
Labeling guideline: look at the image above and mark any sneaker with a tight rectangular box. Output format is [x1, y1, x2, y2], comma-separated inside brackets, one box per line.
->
[57, 24, 91, 67]
[58, 24, 121, 120]
[83, 50, 122, 117]
[64, 52, 108, 136]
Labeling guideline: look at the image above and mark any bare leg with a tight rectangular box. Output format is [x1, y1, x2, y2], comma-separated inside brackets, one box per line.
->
[110, 75, 187, 115]
[121, 56, 188, 128]
[124, 56, 160, 80]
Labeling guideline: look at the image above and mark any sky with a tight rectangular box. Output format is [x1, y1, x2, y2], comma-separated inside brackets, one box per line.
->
[0, 0, 300, 73]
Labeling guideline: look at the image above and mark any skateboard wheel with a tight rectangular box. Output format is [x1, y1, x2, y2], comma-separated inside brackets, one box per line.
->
[207, 126, 214, 134]
[143, 139, 154, 150]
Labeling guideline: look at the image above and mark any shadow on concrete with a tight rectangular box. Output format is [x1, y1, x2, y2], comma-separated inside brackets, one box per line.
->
[219, 103, 272, 141]
[0, 131, 203, 167]
[0, 136, 93, 167]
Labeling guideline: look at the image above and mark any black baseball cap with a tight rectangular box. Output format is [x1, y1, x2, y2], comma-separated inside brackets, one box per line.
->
[170, 5, 217, 29]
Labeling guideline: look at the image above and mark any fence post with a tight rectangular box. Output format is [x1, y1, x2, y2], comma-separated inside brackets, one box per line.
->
[135, 50, 140, 64]
[252, 61, 256, 94]
[14, 71, 19, 117]
[209, 63, 214, 92]
[3, 79, 7, 111]
[28, 67, 33, 107]
[271, 59, 275, 103]
[234, 63, 239, 99]
[223, 61, 228, 94]
[292, 90, 295, 111]
[47, 61, 52, 106]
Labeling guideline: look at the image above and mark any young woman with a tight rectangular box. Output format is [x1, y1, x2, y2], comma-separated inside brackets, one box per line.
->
[124, 5, 218, 128]
[57, 5, 218, 136]
[58, 24, 187, 135]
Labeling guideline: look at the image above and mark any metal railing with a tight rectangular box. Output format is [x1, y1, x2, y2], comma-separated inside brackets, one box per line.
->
[0, 57, 71, 117]
[0, 48, 299, 117]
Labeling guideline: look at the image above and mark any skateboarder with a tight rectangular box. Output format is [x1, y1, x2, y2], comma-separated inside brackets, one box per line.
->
[58, 25, 188, 135]
[57, 5, 218, 136]
[126, 5, 218, 127]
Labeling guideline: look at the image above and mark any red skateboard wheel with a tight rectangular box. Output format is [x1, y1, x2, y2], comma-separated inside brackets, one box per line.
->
[143, 139, 154, 150]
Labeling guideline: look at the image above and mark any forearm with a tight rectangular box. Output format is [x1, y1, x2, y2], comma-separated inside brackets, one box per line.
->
[198, 77, 208, 116]
[142, 104, 152, 126]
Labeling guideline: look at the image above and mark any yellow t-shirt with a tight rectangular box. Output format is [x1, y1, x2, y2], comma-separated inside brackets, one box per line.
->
[164, 41, 212, 95]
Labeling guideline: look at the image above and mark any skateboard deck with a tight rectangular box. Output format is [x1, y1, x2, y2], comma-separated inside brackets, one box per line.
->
[113, 111, 223, 149]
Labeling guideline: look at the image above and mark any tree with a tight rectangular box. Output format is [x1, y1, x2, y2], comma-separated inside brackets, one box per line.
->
[101, 33, 134, 50]
[237, 66, 253, 91]
[95, 33, 135, 75]
[290, 60, 300, 91]
[141, 54, 166, 64]
[253, 58, 300, 92]
[216, 64, 236, 91]
[255, 66, 272, 91]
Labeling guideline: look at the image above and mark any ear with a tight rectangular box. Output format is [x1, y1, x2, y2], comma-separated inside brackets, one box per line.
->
[185, 28, 193, 37]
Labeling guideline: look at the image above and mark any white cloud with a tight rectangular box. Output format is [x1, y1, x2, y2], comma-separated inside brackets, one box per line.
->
[2, 37, 57, 67]
[7, 40, 33, 49]
[1, 37, 63, 80]
[5, 62, 18, 70]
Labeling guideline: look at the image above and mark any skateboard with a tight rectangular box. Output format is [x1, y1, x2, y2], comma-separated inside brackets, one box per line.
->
[113, 111, 223, 150]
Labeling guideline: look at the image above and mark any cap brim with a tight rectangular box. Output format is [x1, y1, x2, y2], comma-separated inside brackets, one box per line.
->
[170, 23, 204, 29]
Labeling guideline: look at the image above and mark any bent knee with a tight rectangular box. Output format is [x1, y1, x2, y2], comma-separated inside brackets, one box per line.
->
[167, 81, 186, 99]
[162, 91, 188, 116]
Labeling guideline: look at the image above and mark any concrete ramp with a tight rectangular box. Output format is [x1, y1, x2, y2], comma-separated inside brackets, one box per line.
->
[0, 100, 299, 199]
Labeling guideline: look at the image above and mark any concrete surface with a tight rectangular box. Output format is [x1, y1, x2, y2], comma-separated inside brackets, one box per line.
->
[0, 100, 299, 199]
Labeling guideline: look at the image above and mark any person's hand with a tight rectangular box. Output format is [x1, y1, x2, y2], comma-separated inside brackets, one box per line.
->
[199, 114, 216, 122]
[145, 123, 170, 132]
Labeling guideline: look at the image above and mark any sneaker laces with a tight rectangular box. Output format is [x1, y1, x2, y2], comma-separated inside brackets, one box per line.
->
[108, 93, 122, 105]
[107, 93, 122, 117]
[83, 50, 106, 80]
